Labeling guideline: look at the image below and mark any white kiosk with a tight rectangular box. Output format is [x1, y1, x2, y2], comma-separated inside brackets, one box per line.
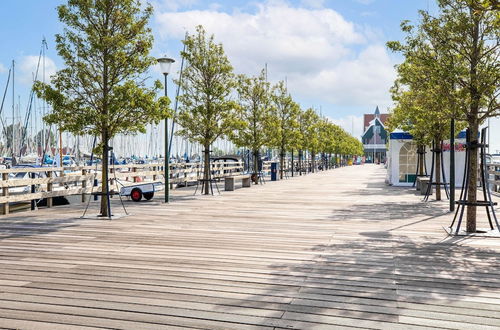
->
[386, 130, 466, 187]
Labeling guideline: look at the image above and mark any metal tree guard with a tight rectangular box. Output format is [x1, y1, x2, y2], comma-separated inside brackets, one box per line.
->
[449, 127, 500, 234]
[423, 141, 449, 202]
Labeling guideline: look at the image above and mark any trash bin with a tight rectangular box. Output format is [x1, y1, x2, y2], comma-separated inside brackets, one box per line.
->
[271, 162, 279, 181]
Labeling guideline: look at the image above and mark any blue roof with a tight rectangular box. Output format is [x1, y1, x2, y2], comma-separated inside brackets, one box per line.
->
[390, 132, 413, 140]
[390, 130, 467, 140]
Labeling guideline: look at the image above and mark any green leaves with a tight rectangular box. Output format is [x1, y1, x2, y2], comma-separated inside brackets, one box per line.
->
[268, 81, 300, 152]
[231, 69, 270, 152]
[175, 26, 240, 148]
[386, 0, 493, 144]
[35, 0, 169, 216]
[228, 67, 362, 163]
[388, 0, 498, 228]
[299, 108, 321, 154]
[35, 0, 168, 139]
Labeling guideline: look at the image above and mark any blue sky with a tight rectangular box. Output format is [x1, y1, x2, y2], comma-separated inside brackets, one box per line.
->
[0, 0, 462, 143]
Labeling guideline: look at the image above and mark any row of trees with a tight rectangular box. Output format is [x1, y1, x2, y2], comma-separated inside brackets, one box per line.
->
[177, 26, 363, 193]
[387, 0, 499, 232]
[34, 0, 362, 215]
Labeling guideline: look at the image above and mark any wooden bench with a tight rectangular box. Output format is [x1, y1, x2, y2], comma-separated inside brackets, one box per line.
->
[418, 178, 431, 195]
[415, 176, 429, 191]
[224, 174, 251, 191]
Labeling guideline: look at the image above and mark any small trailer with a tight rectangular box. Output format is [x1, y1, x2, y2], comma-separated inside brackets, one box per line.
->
[119, 181, 164, 202]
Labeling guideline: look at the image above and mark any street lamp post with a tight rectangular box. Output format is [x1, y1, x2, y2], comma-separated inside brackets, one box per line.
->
[157, 57, 175, 203]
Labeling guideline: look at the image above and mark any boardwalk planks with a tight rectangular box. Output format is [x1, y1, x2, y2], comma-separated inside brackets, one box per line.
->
[0, 165, 499, 329]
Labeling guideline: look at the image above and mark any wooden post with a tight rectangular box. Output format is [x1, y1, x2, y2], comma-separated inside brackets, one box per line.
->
[59, 165, 65, 191]
[132, 166, 137, 183]
[153, 166, 157, 181]
[47, 171, 53, 208]
[2, 173, 9, 215]
[82, 169, 87, 203]
[30, 172, 36, 211]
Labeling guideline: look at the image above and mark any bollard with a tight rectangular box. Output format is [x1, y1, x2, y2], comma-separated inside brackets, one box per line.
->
[271, 162, 279, 181]
[31, 172, 36, 210]
[94, 178, 98, 201]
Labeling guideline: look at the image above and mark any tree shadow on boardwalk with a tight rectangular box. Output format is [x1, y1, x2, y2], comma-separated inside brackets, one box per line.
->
[0, 213, 94, 241]
[218, 232, 500, 328]
[329, 202, 448, 222]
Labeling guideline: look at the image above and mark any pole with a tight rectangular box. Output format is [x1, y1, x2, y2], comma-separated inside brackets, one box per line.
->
[59, 128, 63, 167]
[488, 117, 491, 154]
[450, 118, 455, 212]
[12, 60, 15, 159]
[164, 73, 169, 203]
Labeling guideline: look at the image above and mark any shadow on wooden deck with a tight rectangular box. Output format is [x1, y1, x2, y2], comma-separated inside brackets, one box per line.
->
[218, 232, 500, 328]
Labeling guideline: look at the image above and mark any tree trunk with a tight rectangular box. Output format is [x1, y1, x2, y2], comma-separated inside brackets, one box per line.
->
[435, 140, 441, 201]
[418, 145, 425, 176]
[466, 122, 479, 232]
[100, 130, 109, 217]
[466, 16, 481, 233]
[203, 145, 210, 195]
[279, 149, 284, 180]
[299, 150, 302, 176]
[311, 152, 316, 173]
[253, 149, 259, 184]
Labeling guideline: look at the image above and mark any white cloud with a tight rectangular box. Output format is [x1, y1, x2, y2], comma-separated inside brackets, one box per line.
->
[297, 45, 396, 108]
[155, 0, 396, 113]
[18, 55, 57, 86]
[330, 115, 364, 140]
[0, 63, 6, 74]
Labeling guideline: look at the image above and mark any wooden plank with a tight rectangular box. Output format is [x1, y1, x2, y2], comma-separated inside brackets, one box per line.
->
[0, 174, 95, 188]
[0, 164, 499, 329]
[0, 187, 94, 203]
[1, 172, 9, 215]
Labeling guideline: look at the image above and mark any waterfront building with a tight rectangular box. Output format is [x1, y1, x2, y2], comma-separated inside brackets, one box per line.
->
[362, 106, 389, 163]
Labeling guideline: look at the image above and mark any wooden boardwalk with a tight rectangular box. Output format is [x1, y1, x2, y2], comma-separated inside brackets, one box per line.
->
[0, 164, 499, 329]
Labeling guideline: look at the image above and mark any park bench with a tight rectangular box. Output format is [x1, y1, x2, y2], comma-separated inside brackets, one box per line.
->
[415, 176, 429, 191]
[224, 174, 252, 191]
[418, 177, 431, 195]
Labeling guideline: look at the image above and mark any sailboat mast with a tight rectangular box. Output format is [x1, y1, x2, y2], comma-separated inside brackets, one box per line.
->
[42, 37, 47, 157]
[169, 33, 187, 153]
[11, 60, 15, 159]
[59, 129, 63, 167]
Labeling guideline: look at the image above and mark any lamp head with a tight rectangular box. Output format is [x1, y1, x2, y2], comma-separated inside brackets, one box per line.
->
[157, 57, 175, 75]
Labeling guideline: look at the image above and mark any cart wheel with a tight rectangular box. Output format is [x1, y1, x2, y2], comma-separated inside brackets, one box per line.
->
[143, 192, 154, 200]
[131, 188, 142, 202]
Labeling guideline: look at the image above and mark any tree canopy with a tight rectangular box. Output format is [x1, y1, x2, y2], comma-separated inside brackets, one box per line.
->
[231, 69, 270, 177]
[35, 0, 168, 216]
[268, 81, 300, 178]
[388, 0, 499, 229]
[175, 25, 241, 194]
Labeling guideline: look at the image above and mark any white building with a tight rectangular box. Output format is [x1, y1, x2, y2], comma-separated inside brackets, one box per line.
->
[386, 130, 467, 187]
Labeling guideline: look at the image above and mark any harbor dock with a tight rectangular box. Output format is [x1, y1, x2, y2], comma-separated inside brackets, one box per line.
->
[0, 164, 499, 329]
